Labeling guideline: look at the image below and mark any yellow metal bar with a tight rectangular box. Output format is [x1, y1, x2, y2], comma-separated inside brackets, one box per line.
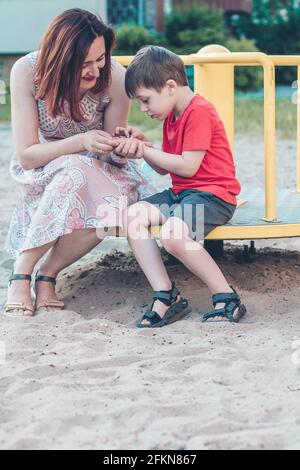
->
[271, 56, 300, 66]
[114, 56, 135, 66]
[262, 58, 277, 222]
[115, 52, 285, 67]
[207, 223, 300, 240]
[194, 45, 235, 152]
[144, 223, 300, 241]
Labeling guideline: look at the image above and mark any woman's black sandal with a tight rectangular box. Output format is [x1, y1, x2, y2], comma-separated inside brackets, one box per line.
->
[35, 272, 65, 311]
[136, 282, 189, 328]
[4, 273, 35, 317]
[202, 287, 246, 323]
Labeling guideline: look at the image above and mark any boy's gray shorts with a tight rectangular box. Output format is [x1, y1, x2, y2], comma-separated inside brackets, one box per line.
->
[142, 189, 236, 242]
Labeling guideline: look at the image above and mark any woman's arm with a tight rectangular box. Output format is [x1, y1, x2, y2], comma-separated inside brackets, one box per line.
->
[101, 62, 132, 167]
[10, 58, 116, 171]
[103, 62, 131, 136]
[10, 58, 87, 170]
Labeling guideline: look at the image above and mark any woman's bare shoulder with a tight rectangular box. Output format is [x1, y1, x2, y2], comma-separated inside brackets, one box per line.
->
[111, 59, 126, 82]
[11, 56, 33, 76]
[108, 60, 126, 97]
[11, 56, 36, 96]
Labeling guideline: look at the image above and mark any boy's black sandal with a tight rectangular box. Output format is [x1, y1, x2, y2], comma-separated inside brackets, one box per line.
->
[136, 282, 189, 328]
[202, 287, 246, 323]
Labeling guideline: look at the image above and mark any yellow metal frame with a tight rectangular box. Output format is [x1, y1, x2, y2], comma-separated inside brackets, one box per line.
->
[113, 48, 300, 241]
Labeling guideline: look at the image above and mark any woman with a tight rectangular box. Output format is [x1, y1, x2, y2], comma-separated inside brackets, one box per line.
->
[4, 8, 155, 317]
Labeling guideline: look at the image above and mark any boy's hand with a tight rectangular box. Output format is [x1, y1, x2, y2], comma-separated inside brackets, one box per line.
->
[114, 126, 148, 142]
[114, 137, 145, 160]
[114, 127, 155, 150]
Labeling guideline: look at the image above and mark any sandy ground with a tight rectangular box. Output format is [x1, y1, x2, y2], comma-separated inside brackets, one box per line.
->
[1, 124, 300, 450]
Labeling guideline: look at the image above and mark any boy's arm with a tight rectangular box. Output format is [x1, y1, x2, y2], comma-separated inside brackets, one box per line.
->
[143, 147, 206, 178]
[114, 131, 169, 175]
[144, 159, 169, 176]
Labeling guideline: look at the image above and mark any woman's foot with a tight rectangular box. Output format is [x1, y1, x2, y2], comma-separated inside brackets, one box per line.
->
[5, 276, 34, 317]
[35, 273, 64, 313]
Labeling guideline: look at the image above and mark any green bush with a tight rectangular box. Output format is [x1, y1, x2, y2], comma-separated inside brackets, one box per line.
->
[112, 8, 264, 92]
[233, 0, 300, 84]
[165, 6, 226, 53]
[225, 38, 263, 91]
[114, 23, 165, 55]
[0, 81, 11, 122]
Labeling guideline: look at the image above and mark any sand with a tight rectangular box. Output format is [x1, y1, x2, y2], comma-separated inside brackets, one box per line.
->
[1, 124, 300, 450]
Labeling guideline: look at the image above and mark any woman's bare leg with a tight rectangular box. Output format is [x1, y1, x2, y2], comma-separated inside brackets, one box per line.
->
[36, 229, 103, 311]
[6, 241, 56, 316]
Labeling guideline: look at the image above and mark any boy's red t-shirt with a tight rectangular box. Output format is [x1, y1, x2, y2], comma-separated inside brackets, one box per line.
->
[162, 94, 241, 205]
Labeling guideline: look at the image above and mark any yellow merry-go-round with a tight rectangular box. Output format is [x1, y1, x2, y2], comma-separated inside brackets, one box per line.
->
[114, 45, 300, 253]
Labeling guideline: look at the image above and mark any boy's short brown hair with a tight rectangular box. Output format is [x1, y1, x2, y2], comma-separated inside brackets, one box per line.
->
[125, 45, 188, 98]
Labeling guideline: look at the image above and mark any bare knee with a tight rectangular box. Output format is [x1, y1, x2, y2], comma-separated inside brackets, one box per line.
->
[161, 217, 197, 254]
[159, 220, 182, 254]
[124, 203, 150, 235]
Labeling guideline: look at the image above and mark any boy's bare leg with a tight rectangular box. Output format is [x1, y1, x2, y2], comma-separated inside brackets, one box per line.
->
[159, 217, 237, 322]
[125, 202, 183, 323]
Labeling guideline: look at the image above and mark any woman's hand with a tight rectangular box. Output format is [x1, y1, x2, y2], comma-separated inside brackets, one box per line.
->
[114, 137, 145, 160]
[81, 130, 117, 155]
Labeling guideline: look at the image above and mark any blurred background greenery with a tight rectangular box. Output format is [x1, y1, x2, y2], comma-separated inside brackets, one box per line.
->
[0, 0, 299, 140]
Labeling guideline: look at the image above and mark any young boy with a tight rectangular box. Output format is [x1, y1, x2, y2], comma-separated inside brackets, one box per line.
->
[114, 46, 247, 327]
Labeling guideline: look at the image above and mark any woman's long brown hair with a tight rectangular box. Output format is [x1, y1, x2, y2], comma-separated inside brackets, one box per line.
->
[34, 8, 115, 122]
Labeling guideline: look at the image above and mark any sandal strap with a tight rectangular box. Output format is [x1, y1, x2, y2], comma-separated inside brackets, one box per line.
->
[9, 274, 32, 285]
[203, 305, 245, 323]
[212, 291, 240, 306]
[153, 291, 173, 305]
[35, 274, 57, 285]
[5, 302, 33, 309]
[138, 282, 182, 327]
[203, 288, 245, 323]
[142, 310, 162, 325]
[203, 308, 228, 322]
[152, 282, 180, 307]
[36, 300, 64, 310]
[171, 283, 180, 301]
[137, 297, 189, 328]
[5, 303, 34, 314]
